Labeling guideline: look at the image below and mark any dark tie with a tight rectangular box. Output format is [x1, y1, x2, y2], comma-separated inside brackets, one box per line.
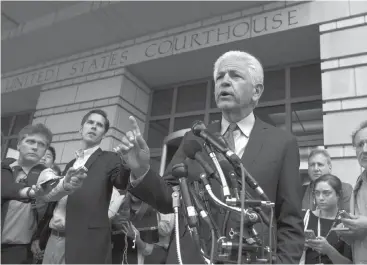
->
[224, 123, 237, 152]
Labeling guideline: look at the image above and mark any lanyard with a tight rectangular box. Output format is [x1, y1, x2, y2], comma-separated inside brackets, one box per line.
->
[316, 209, 339, 263]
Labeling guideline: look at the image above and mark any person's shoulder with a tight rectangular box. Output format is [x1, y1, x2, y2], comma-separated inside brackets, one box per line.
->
[256, 118, 296, 143]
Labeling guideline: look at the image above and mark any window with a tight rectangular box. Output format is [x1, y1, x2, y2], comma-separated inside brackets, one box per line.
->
[254, 105, 286, 129]
[147, 119, 170, 149]
[147, 61, 323, 164]
[291, 64, 321, 98]
[176, 83, 207, 113]
[292, 101, 323, 147]
[261, 69, 285, 103]
[151, 89, 173, 116]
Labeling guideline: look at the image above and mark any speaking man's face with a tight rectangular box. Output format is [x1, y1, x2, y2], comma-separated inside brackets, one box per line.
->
[214, 57, 262, 112]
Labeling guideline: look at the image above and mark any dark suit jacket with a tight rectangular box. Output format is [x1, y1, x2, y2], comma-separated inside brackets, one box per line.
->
[130, 118, 304, 264]
[62, 148, 130, 264]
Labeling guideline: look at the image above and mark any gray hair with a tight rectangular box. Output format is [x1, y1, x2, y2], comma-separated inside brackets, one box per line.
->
[352, 120, 367, 146]
[213, 51, 264, 87]
[308, 148, 332, 166]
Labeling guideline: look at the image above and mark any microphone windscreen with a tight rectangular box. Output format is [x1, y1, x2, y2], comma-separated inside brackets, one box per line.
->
[191, 120, 206, 136]
[183, 139, 202, 160]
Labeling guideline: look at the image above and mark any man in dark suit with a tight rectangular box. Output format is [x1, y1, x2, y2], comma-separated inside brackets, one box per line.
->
[40, 109, 130, 264]
[117, 51, 304, 263]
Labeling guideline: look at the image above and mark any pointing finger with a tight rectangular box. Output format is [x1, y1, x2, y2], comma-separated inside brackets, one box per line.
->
[126, 131, 135, 143]
[129, 116, 141, 137]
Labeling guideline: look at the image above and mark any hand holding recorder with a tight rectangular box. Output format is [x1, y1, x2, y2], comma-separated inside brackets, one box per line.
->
[63, 166, 88, 191]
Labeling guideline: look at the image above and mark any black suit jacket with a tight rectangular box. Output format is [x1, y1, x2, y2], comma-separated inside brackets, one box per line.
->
[62, 148, 130, 264]
[130, 118, 304, 264]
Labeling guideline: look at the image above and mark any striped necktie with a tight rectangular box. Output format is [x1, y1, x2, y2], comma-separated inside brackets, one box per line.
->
[224, 123, 237, 152]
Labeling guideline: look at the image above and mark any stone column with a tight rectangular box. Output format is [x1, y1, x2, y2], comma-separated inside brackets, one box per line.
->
[320, 8, 367, 186]
[33, 68, 150, 170]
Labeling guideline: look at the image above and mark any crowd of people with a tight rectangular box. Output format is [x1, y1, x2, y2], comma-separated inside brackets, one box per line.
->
[1, 51, 367, 264]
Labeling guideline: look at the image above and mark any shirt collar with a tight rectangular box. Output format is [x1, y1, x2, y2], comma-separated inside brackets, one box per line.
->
[75, 145, 100, 159]
[220, 112, 255, 137]
[10, 160, 35, 175]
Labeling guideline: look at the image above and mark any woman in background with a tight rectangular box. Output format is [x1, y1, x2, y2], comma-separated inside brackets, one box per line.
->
[303, 174, 352, 264]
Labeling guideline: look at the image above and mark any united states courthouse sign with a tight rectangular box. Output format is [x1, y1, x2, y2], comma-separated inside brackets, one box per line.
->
[1, 1, 351, 92]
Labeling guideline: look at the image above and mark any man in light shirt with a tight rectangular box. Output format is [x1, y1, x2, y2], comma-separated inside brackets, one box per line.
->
[1, 124, 86, 264]
[41, 109, 130, 264]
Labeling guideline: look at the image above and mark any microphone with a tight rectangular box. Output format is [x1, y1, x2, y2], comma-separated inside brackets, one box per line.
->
[188, 186, 219, 236]
[192, 121, 241, 164]
[171, 163, 198, 228]
[192, 121, 269, 201]
[183, 140, 220, 182]
[219, 159, 240, 200]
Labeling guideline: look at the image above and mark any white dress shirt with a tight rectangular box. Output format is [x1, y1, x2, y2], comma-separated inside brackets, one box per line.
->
[48, 145, 100, 231]
[220, 112, 256, 158]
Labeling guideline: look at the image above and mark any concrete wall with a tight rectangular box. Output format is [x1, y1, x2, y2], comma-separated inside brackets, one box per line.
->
[320, 14, 367, 186]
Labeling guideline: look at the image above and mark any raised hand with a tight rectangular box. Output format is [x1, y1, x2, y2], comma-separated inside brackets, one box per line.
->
[341, 215, 367, 235]
[31, 240, 44, 261]
[120, 221, 140, 240]
[115, 116, 150, 177]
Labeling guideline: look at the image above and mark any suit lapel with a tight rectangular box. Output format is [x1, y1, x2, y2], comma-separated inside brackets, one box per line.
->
[84, 148, 103, 170]
[241, 118, 267, 168]
[207, 118, 268, 167]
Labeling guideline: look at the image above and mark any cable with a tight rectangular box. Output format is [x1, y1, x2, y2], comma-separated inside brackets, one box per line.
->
[210, 229, 215, 264]
[221, 210, 230, 237]
[269, 206, 275, 264]
[254, 213, 265, 259]
[174, 208, 183, 265]
[237, 163, 245, 264]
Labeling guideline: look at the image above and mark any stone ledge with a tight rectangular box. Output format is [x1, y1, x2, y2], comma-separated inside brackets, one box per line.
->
[339, 54, 367, 67]
[202, 16, 222, 27]
[326, 145, 356, 158]
[336, 16, 366, 29]
[320, 22, 337, 32]
[221, 11, 242, 21]
[323, 101, 342, 112]
[321, 59, 339, 70]
[263, 1, 286, 11]
[341, 96, 367, 110]
[34, 95, 146, 122]
[241, 6, 263, 16]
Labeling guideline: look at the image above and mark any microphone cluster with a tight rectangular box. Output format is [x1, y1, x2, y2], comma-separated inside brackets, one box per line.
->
[170, 120, 276, 265]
